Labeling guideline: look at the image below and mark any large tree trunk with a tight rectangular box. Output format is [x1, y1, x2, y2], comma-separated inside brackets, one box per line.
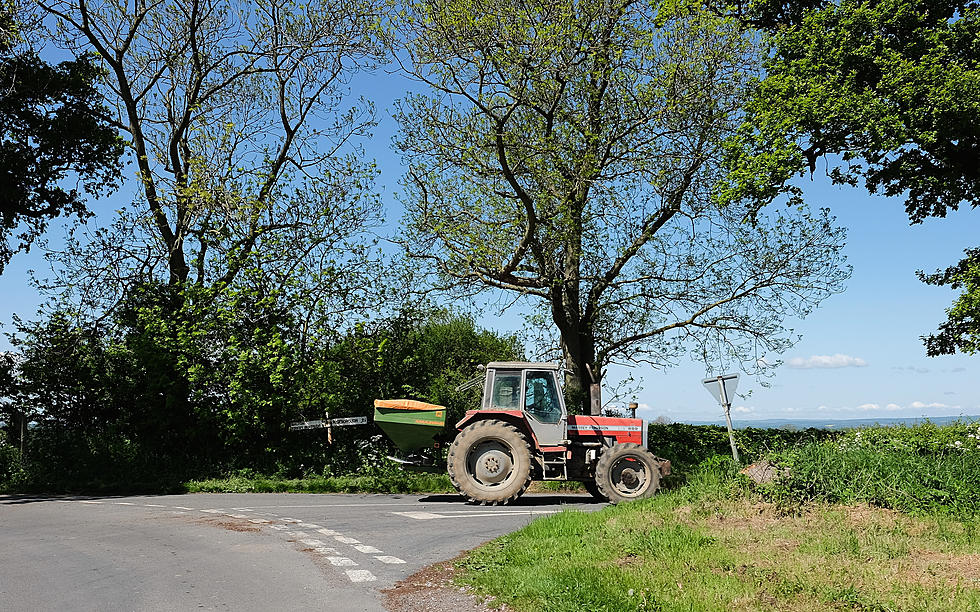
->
[559, 326, 600, 416]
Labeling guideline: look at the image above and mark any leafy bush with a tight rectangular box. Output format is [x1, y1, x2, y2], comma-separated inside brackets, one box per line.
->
[762, 421, 980, 517]
[0, 441, 26, 490]
[647, 422, 838, 469]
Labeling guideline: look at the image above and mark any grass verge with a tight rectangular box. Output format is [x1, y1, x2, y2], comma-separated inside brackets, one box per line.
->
[184, 470, 454, 494]
[455, 464, 980, 611]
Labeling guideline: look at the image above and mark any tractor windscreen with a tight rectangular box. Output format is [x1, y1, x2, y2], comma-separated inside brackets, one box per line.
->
[525, 372, 561, 424]
[490, 372, 521, 409]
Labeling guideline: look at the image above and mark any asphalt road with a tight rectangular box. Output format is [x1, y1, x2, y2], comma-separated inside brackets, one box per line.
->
[0, 492, 604, 611]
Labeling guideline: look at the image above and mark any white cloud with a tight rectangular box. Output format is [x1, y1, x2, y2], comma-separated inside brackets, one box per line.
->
[856, 403, 879, 411]
[909, 401, 958, 410]
[787, 354, 868, 369]
[733, 405, 753, 413]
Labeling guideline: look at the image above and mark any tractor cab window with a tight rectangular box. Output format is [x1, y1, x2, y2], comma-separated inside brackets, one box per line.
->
[524, 371, 561, 424]
[490, 372, 521, 410]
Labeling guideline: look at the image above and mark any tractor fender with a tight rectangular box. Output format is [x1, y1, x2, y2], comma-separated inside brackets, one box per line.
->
[455, 410, 543, 451]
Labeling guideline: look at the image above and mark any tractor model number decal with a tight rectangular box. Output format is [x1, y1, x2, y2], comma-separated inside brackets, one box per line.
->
[568, 424, 642, 432]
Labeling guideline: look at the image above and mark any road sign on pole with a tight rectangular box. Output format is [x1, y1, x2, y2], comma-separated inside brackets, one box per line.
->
[702, 373, 741, 464]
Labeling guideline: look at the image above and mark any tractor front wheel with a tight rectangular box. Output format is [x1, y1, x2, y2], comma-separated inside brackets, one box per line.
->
[594, 443, 661, 504]
[447, 419, 532, 506]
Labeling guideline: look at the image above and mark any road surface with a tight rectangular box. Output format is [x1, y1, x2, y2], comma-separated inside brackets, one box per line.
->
[0, 492, 603, 611]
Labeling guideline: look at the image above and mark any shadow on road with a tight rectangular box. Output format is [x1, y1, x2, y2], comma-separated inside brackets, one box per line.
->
[0, 493, 156, 505]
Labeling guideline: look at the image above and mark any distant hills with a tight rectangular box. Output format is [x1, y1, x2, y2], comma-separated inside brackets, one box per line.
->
[681, 415, 980, 430]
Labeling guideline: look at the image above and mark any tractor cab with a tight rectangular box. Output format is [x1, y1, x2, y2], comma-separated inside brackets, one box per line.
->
[482, 362, 566, 446]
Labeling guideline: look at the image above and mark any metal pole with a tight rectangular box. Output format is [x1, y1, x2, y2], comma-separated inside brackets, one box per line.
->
[717, 376, 740, 464]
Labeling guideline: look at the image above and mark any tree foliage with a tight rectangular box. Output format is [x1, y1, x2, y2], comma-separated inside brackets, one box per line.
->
[39, 0, 384, 329]
[918, 248, 980, 356]
[0, 299, 520, 488]
[729, 0, 980, 354]
[392, 0, 849, 412]
[0, 0, 123, 274]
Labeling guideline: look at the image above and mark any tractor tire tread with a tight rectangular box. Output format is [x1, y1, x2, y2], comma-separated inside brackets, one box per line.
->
[447, 419, 532, 506]
[594, 442, 661, 504]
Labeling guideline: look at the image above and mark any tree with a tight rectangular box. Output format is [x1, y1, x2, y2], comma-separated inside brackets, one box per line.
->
[392, 0, 849, 413]
[727, 0, 980, 354]
[39, 0, 383, 322]
[918, 249, 980, 355]
[0, 0, 123, 274]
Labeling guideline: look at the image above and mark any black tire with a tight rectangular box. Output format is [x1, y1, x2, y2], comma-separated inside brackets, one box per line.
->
[582, 478, 609, 502]
[447, 419, 532, 505]
[594, 443, 661, 504]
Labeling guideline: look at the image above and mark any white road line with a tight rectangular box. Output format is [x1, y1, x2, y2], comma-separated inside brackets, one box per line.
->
[173, 506, 195, 510]
[243, 503, 433, 509]
[200, 509, 223, 514]
[114, 502, 136, 506]
[316, 528, 340, 536]
[300, 539, 327, 547]
[231, 507, 253, 512]
[392, 510, 558, 520]
[228, 514, 250, 519]
[297, 523, 322, 529]
[327, 557, 357, 567]
[345, 570, 377, 583]
[79, 500, 103, 504]
[333, 536, 360, 544]
[249, 518, 269, 524]
[287, 531, 310, 538]
[280, 518, 301, 523]
[269, 524, 288, 531]
[313, 546, 340, 555]
[374, 556, 406, 564]
[391, 511, 442, 520]
[352, 545, 382, 554]
[143, 504, 165, 507]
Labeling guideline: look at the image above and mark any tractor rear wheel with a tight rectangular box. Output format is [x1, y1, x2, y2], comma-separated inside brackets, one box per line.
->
[447, 419, 532, 506]
[594, 443, 661, 504]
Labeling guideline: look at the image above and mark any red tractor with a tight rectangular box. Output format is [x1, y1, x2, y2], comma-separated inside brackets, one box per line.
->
[374, 361, 670, 505]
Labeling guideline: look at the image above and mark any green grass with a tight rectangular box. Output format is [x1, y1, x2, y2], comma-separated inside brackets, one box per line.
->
[455, 462, 980, 612]
[183, 470, 454, 494]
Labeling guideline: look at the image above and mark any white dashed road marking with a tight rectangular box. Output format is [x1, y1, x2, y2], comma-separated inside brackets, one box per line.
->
[327, 557, 357, 567]
[65, 498, 416, 585]
[345, 569, 377, 582]
[352, 545, 382, 554]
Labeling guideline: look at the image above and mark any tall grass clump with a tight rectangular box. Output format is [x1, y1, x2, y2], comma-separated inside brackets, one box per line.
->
[764, 421, 980, 516]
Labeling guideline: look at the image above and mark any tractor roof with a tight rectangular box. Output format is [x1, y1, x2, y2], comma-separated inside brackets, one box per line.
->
[486, 361, 561, 370]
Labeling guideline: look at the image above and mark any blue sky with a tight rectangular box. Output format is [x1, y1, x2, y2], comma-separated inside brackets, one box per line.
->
[2, 67, 978, 424]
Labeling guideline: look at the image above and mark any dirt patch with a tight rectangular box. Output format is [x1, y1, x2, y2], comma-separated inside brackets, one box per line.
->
[382, 553, 512, 612]
[907, 551, 980, 586]
[193, 516, 261, 533]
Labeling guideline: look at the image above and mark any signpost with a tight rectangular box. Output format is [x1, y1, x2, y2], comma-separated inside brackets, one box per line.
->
[289, 414, 369, 443]
[702, 373, 741, 464]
